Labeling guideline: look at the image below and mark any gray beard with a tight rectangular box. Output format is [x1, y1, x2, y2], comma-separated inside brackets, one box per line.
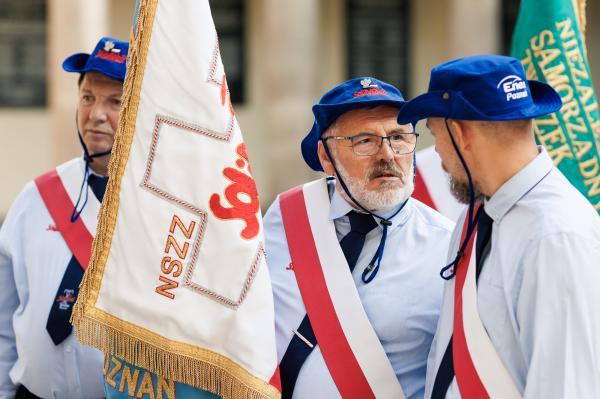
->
[449, 175, 486, 204]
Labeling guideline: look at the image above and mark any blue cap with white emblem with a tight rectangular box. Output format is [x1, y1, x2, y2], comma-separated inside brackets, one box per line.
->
[62, 36, 129, 82]
[301, 77, 407, 172]
[397, 54, 561, 124]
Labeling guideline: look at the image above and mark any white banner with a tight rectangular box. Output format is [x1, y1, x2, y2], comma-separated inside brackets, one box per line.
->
[73, 1, 279, 397]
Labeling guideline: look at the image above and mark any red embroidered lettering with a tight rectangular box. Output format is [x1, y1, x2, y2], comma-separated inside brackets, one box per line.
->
[169, 215, 196, 239]
[160, 257, 183, 278]
[164, 235, 189, 260]
[155, 275, 179, 300]
[94, 50, 127, 63]
[155, 214, 196, 300]
[209, 143, 260, 240]
[46, 224, 59, 232]
[56, 295, 76, 303]
[353, 88, 387, 97]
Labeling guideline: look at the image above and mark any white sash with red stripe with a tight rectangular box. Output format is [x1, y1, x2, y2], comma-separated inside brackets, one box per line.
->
[34, 159, 98, 269]
[279, 178, 405, 399]
[452, 209, 521, 398]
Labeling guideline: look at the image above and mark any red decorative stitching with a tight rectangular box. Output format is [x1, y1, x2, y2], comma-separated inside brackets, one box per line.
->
[141, 114, 260, 309]
[207, 36, 222, 86]
[183, 242, 265, 309]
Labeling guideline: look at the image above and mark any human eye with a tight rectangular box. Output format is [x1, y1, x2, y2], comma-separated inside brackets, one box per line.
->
[353, 133, 377, 144]
[110, 97, 122, 107]
[394, 132, 417, 143]
[355, 137, 371, 145]
[80, 94, 93, 105]
[389, 133, 406, 142]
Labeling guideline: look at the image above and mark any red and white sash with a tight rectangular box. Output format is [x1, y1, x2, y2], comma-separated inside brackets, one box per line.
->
[34, 160, 97, 269]
[279, 179, 405, 399]
[452, 208, 521, 398]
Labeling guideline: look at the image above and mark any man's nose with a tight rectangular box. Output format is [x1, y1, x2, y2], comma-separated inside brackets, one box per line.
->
[375, 137, 395, 160]
[90, 102, 108, 122]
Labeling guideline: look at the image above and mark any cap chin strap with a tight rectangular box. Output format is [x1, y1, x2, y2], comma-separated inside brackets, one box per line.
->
[71, 112, 112, 222]
[77, 131, 112, 164]
[321, 140, 410, 284]
[439, 118, 479, 280]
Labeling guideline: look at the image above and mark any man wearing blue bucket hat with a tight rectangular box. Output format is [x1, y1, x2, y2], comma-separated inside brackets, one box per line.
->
[397, 55, 600, 398]
[0, 37, 128, 398]
[263, 77, 453, 398]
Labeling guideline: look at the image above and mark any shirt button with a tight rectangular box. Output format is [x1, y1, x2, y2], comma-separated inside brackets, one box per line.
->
[65, 345, 72, 353]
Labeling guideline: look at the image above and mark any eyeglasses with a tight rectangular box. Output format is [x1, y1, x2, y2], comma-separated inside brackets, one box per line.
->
[322, 132, 419, 156]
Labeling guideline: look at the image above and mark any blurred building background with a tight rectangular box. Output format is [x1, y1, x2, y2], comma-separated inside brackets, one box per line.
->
[1, 0, 600, 220]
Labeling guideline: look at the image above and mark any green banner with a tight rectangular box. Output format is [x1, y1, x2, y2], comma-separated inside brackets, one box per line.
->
[511, 0, 600, 212]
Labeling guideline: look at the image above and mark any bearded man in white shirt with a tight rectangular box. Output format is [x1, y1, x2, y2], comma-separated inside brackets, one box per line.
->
[264, 77, 454, 399]
[398, 55, 600, 398]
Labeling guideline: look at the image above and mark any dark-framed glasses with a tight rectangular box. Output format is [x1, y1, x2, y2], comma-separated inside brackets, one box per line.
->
[322, 132, 419, 156]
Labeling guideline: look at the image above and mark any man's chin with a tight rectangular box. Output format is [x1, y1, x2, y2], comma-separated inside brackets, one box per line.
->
[363, 185, 413, 212]
[84, 143, 113, 156]
[449, 176, 486, 204]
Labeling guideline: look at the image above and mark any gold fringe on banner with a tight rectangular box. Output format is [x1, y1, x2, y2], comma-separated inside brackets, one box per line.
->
[72, 0, 279, 397]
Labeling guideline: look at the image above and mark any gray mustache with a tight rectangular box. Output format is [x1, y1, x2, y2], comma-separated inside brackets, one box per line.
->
[367, 161, 405, 181]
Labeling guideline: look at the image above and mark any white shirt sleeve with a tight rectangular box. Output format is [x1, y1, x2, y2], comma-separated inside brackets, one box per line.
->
[0, 209, 20, 397]
[517, 232, 600, 399]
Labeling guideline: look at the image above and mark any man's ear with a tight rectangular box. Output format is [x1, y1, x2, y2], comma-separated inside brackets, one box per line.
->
[450, 119, 482, 165]
[318, 140, 335, 176]
[448, 119, 470, 152]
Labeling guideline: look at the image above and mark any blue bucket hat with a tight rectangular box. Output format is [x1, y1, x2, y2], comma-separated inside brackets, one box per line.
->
[397, 54, 562, 124]
[301, 77, 407, 171]
[62, 37, 129, 82]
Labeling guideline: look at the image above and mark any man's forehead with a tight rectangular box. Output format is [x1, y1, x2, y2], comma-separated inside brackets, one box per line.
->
[80, 71, 123, 90]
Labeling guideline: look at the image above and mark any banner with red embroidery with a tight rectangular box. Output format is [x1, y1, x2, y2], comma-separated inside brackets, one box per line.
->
[72, 0, 279, 398]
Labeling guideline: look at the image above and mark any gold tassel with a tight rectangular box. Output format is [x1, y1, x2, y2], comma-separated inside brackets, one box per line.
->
[77, 316, 277, 399]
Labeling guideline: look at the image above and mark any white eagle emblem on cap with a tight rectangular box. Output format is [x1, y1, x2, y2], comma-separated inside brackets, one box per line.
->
[103, 41, 115, 52]
[361, 78, 378, 89]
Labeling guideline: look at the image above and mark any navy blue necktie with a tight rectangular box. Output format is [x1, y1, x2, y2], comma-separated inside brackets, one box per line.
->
[46, 174, 108, 345]
[430, 208, 493, 399]
[279, 211, 377, 398]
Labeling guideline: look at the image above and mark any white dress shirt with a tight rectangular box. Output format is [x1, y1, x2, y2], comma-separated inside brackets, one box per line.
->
[0, 158, 104, 399]
[425, 149, 600, 399]
[265, 179, 454, 399]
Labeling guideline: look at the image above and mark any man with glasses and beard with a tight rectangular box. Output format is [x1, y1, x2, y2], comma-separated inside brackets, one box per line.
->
[264, 78, 453, 399]
[398, 55, 600, 398]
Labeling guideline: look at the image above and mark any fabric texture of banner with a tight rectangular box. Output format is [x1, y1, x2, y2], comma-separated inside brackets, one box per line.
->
[72, 1, 279, 398]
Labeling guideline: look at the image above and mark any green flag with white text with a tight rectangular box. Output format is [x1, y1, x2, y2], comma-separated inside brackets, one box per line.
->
[511, 0, 600, 213]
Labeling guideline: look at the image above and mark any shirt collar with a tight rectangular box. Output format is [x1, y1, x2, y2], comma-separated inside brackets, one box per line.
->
[485, 147, 553, 222]
[328, 180, 412, 228]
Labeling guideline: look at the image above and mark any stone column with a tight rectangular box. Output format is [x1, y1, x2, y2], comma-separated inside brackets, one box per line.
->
[253, 0, 322, 203]
[48, 0, 110, 165]
[410, 0, 501, 148]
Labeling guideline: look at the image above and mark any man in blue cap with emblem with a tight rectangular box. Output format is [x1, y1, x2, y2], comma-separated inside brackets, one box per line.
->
[397, 54, 600, 398]
[263, 77, 453, 398]
[0, 37, 128, 398]
[100, 78, 452, 398]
